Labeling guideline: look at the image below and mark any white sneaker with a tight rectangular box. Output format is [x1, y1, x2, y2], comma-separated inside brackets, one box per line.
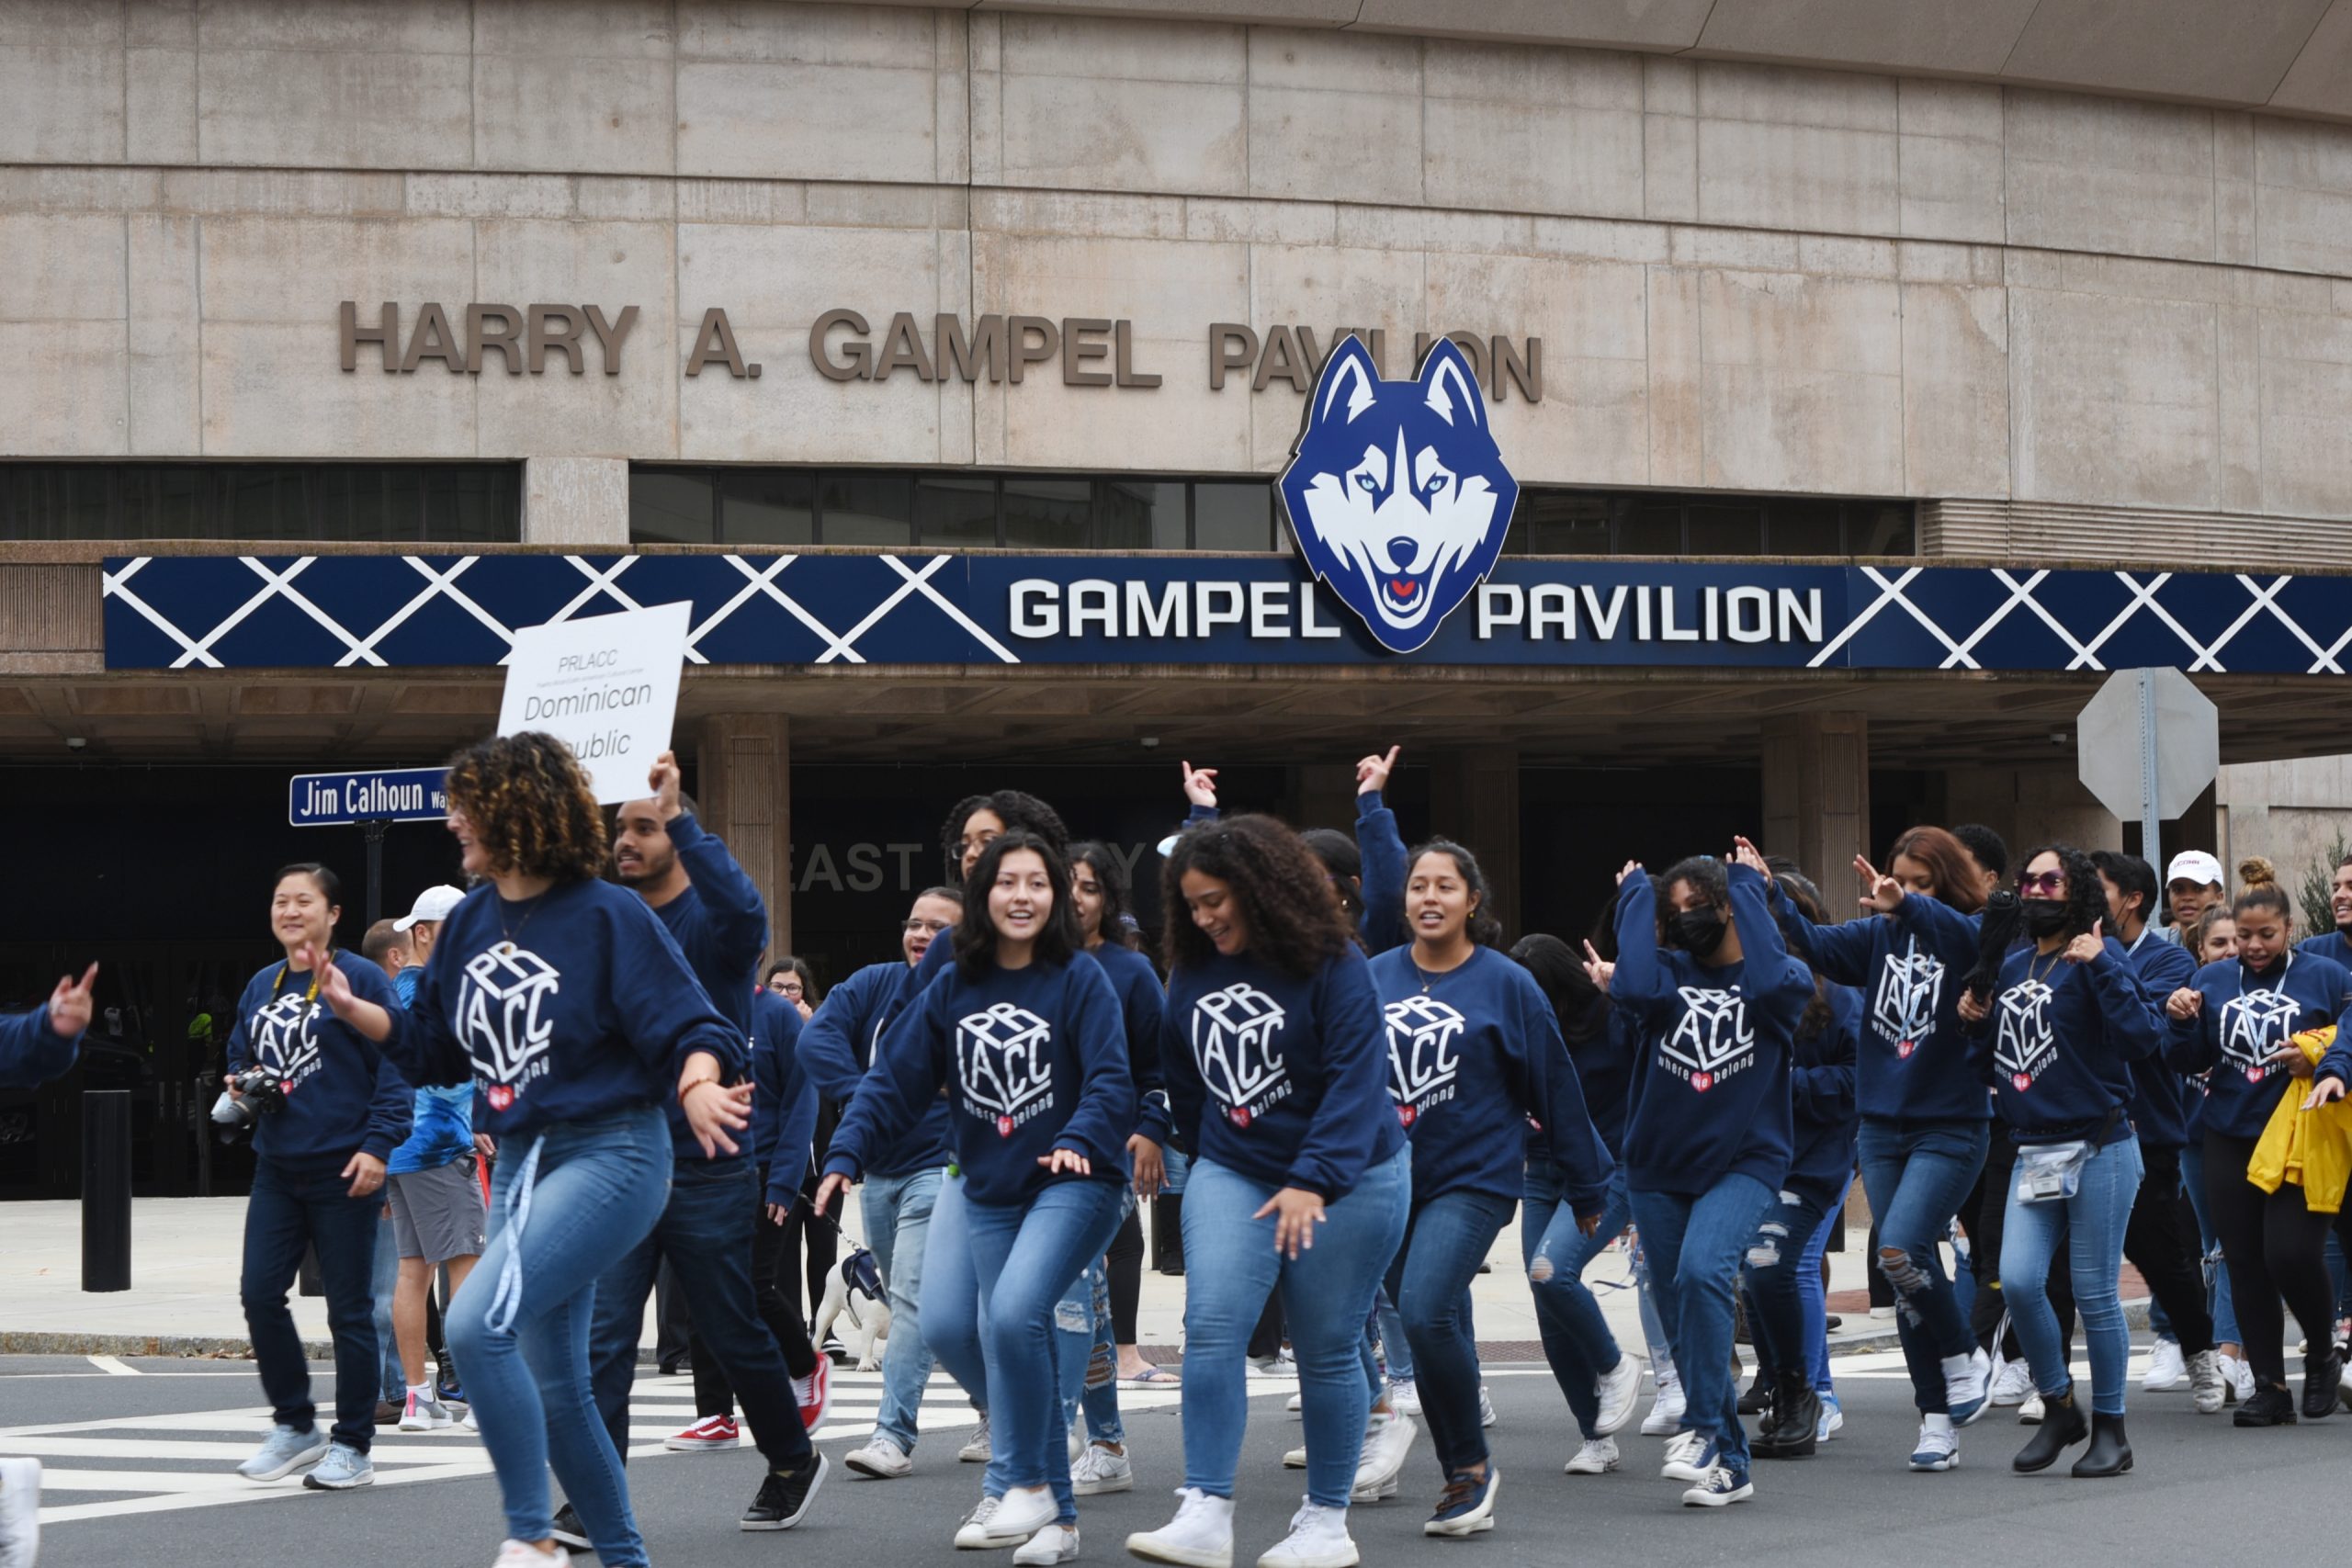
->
[1908, 1415, 1958, 1472]
[462, 1405, 479, 1432]
[1816, 1395, 1844, 1441]
[2188, 1348, 2226, 1414]
[400, 1389, 454, 1431]
[1941, 1348, 1991, 1425]
[493, 1542, 570, 1568]
[1016, 1525, 1080, 1565]
[1349, 1409, 1414, 1502]
[2221, 1352, 2255, 1404]
[846, 1433, 913, 1479]
[1564, 1437, 1619, 1474]
[1387, 1380, 1420, 1417]
[1283, 1445, 1306, 1470]
[2143, 1336, 2186, 1392]
[1073, 1443, 1134, 1496]
[967, 1486, 1057, 1549]
[1256, 1499, 1357, 1568]
[954, 1496, 1002, 1550]
[1070, 1421, 1087, 1465]
[1127, 1486, 1234, 1568]
[960, 1418, 993, 1464]
[1477, 1385, 1497, 1428]
[1285, 1391, 1303, 1414]
[2018, 1391, 2045, 1425]
[1593, 1355, 1641, 1436]
[1989, 1356, 2032, 1406]
[1869, 1305, 1896, 1320]
[0, 1458, 40, 1568]
[1658, 1429, 1708, 1482]
[1679, 1453, 1752, 1507]
[1639, 1379, 1686, 1437]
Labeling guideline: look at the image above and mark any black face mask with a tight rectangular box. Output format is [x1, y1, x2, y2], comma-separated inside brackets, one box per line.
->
[1670, 908, 1729, 959]
[2021, 898, 2071, 938]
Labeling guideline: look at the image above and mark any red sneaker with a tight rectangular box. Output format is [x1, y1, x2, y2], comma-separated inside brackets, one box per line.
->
[664, 1414, 741, 1450]
[792, 1356, 831, 1432]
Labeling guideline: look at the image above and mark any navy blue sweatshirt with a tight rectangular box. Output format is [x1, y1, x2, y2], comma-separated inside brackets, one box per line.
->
[1614, 865, 1812, 1196]
[1181, 794, 1410, 954]
[1969, 937, 2159, 1145]
[1788, 984, 1861, 1190]
[798, 958, 950, 1177]
[643, 812, 767, 1166]
[1772, 882, 1991, 1123]
[399, 879, 747, 1143]
[825, 955, 1134, 1206]
[2120, 925, 2199, 1149]
[1163, 945, 1405, 1202]
[1369, 945, 1612, 1210]
[751, 990, 819, 1208]
[1567, 998, 1641, 1160]
[1091, 942, 1175, 1146]
[2298, 931, 2352, 969]
[2165, 951, 2352, 1140]
[227, 951, 413, 1170]
[0, 1006, 81, 1089]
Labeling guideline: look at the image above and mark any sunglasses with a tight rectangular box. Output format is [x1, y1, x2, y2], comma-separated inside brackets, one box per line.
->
[2018, 872, 2066, 896]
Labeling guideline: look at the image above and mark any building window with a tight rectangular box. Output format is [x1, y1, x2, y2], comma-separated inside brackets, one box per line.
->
[0, 463, 522, 542]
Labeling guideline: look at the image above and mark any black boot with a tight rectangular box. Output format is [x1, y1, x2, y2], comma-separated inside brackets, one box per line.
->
[2303, 1347, 2342, 1420]
[1753, 1370, 1820, 1459]
[2012, 1390, 2088, 1472]
[1736, 1365, 1772, 1416]
[2070, 1412, 2132, 1477]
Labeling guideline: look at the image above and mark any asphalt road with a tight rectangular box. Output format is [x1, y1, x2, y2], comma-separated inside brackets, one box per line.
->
[2, 1340, 2334, 1568]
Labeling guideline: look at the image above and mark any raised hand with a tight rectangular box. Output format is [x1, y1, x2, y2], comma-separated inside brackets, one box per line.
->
[1580, 939, 1614, 995]
[650, 749, 684, 821]
[1180, 760, 1219, 809]
[1615, 859, 1642, 887]
[2062, 919, 2105, 964]
[1730, 836, 1771, 879]
[1855, 855, 1904, 914]
[47, 963, 97, 1036]
[301, 943, 356, 1010]
[1355, 745, 1401, 797]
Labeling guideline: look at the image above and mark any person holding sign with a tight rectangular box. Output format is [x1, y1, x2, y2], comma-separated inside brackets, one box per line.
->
[328, 732, 753, 1568]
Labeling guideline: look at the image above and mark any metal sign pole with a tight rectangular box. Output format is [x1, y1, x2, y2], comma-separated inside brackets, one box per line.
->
[364, 818, 388, 926]
[2138, 669, 2162, 872]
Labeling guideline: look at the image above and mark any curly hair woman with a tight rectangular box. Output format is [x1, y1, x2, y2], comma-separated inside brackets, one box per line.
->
[1129, 816, 1409, 1568]
[316, 731, 754, 1568]
[1953, 843, 2161, 1478]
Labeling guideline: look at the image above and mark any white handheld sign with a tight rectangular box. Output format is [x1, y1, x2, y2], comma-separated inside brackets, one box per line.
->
[497, 602, 692, 804]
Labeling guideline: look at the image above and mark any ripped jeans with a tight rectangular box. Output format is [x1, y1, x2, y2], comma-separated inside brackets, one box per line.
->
[1739, 1174, 1844, 1389]
[1524, 1161, 1633, 1438]
[1856, 1117, 1990, 1414]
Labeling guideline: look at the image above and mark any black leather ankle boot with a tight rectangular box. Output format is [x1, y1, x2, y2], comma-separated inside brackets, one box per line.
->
[2012, 1390, 2088, 1472]
[2070, 1412, 2132, 1477]
[2303, 1347, 2342, 1419]
[1753, 1370, 1820, 1459]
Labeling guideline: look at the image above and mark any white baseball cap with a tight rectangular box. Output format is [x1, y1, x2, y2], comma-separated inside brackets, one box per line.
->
[393, 884, 467, 931]
[2165, 850, 2225, 889]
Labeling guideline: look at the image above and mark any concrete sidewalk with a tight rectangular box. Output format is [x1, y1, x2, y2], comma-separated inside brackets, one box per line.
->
[0, 1196, 1941, 1363]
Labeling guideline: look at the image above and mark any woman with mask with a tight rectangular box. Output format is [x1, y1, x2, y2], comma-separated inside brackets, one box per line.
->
[1365, 840, 1611, 1535]
[1129, 816, 1408, 1568]
[1953, 845, 2159, 1476]
[2165, 882, 2352, 1425]
[1610, 852, 1814, 1507]
[817, 832, 1134, 1564]
[1759, 825, 1996, 1472]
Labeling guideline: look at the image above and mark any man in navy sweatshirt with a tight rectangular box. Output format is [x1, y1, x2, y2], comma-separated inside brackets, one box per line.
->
[577, 750, 822, 1543]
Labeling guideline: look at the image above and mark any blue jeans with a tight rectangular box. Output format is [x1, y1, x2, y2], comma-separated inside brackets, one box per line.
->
[1803, 1177, 1851, 1394]
[1071, 1188, 1137, 1446]
[1856, 1117, 1989, 1413]
[1524, 1162, 1632, 1438]
[2002, 1136, 2143, 1416]
[1391, 1188, 1516, 1474]
[861, 1165, 945, 1452]
[371, 1211, 404, 1402]
[1180, 1147, 1411, 1507]
[2178, 1140, 2242, 1345]
[241, 1156, 382, 1453]
[590, 1157, 812, 1473]
[1741, 1174, 1843, 1389]
[447, 1106, 671, 1568]
[958, 1180, 1127, 1524]
[920, 1172, 994, 1463]
[1630, 1176, 1778, 1467]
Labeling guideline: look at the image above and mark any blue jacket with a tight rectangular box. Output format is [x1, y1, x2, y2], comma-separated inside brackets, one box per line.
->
[645, 812, 768, 1167]
[227, 951, 413, 1171]
[1788, 984, 1861, 1190]
[1613, 864, 1813, 1196]
[0, 1006, 81, 1090]
[2166, 952, 2352, 1140]
[2298, 931, 2352, 969]
[389, 960, 473, 1175]
[2119, 925, 2199, 1150]
[1368, 944, 1611, 1209]
[1090, 942, 1174, 1145]
[397, 879, 747, 1143]
[751, 990, 819, 1208]
[1163, 945, 1405, 1201]
[826, 954, 1135, 1206]
[1971, 937, 2160, 1145]
[1771, 882, 1992, 1122]
[797, 958, 949, 1178]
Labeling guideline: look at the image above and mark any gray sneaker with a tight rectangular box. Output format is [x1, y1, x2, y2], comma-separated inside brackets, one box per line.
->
[958, 1417, 991, 1463]
[237, 1424, 330, 1483]
[301, 1442, 375, 1491]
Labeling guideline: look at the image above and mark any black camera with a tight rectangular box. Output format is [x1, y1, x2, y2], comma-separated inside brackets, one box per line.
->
[209, 1065, 288, 1140]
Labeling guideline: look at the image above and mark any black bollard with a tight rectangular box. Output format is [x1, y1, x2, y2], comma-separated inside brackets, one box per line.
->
[82, 1089, 132, 1292]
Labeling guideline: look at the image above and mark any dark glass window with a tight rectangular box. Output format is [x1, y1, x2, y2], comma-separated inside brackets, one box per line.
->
[1687, 500, 1763, 556]
[819, 473, 914, 548]
[1619, 499, 1682, 555]
[915, 476, 998, 548]
[1097, 480, 1184, 550]
[0, 462, 519, 542]
[1003, 478, 1090, 550]
[1506, 492, 1611, 556]
[1853, 503, 1917, 556]
[1197, 483, 1273, 552]
[719, 469, 814, 547]
[1767, 500, 1843, 556]
[629, 470, 715, 545]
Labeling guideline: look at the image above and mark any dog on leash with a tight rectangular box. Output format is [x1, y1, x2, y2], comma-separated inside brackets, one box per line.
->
[813, 1246, 891, 1371]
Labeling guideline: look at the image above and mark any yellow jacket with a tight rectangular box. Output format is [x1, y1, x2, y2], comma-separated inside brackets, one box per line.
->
[2248, 1026, 2352, 1215]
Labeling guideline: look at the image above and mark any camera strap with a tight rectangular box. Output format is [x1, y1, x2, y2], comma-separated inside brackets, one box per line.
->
[268, 951, 334, 1028]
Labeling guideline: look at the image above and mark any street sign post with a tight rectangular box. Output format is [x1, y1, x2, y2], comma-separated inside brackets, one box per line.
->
[2076, 668, 2220, 874]
[289, 766, 451, 924]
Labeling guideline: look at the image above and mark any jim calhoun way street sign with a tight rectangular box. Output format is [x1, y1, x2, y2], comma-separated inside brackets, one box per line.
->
[288, 767, 449, 827]
[2076, 668, 2221, 871]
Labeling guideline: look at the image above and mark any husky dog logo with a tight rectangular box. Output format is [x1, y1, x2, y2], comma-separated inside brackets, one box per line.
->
[1871, 944, 1944, 1057]
[458, 942, 562, 1110]
[2219, 987, 2303, 1084]
[956, 1002, 1057, 1135]
[1661, 987, 1756, 1092]
[247, 988, 325, 1089]
[1383, 995, 1467, 1126]
[1277, 334, 1518, 655]
[1191, 983, 1292, 1127]
[1994, 977, 2058, 1091]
